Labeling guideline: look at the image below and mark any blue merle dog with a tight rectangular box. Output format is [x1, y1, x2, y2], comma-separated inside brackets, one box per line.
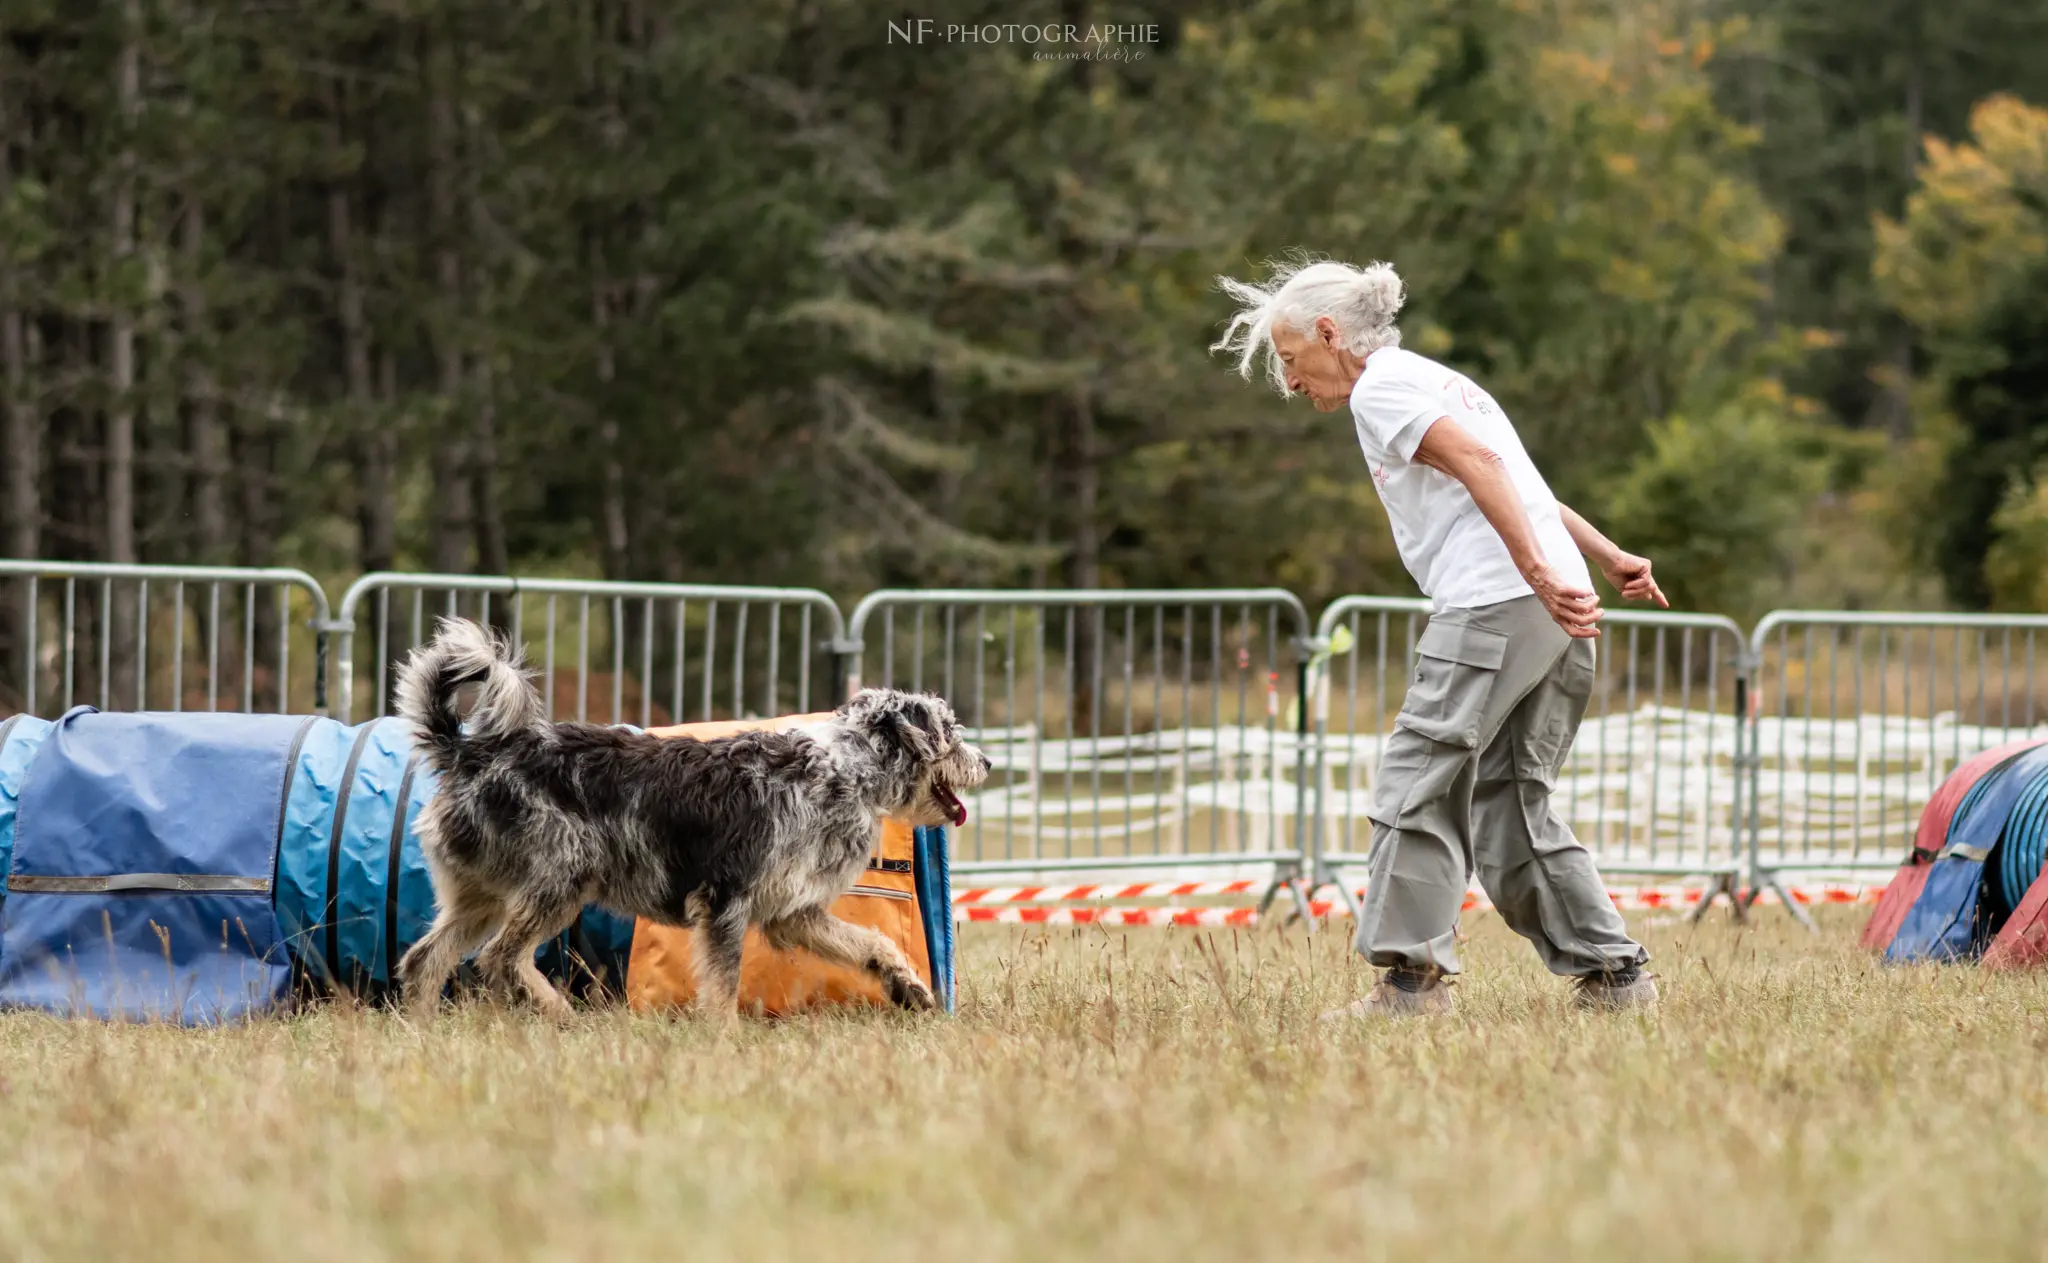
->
[393, 617, 988, 1020]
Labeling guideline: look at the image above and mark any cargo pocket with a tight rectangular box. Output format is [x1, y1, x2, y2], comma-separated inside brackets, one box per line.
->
[1397, 619, 1509, 748]
[1516, 638, 1595, 787]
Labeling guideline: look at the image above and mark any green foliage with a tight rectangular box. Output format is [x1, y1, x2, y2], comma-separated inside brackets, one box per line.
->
[1602, 406, 1825, 623]
[8, 0, 2039, 623]
[1877, 97, 2048, 608]
[1985, 468, 2048, 613]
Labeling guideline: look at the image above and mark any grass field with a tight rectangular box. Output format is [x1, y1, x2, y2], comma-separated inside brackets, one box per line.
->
[1, 908, 2044, 1262]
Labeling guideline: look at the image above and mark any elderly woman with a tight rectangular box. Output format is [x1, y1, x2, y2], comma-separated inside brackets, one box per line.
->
[1213, 257, 1664, 1017]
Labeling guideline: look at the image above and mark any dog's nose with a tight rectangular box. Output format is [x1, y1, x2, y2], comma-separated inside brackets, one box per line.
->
[978, 751, 992, 774]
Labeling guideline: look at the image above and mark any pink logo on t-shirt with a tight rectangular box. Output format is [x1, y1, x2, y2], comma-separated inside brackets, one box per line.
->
[1372, 463, 1390, 489]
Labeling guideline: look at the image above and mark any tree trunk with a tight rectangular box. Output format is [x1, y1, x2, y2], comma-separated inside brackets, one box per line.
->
[1883, 37, 1926, 442]
[374, 348, 405, 702]
[467, 157, 509, 579]
[182, 200, 229, 562]
[592, 283, 631, 581]
[1062, 390, 1100, 735]
[326, 108, 394, 576]
[236, 421, 275, 568]
[106, 0, 140, 568]
[426, 27, 470, 573]
[1, 117, 34, 562]
[105, 0, 142, 708]
[0, 100, 34, 711]
[472, 355, 508, 575]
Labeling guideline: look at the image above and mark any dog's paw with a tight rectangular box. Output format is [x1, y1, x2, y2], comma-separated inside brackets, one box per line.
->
[887, 973, 939, 1012]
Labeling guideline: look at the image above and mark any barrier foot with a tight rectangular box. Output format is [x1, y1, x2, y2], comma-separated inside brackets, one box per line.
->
[1258, 875, 1319, 932]
[1320, 872, 1365, 924]
[1685, 872, 1748, 926]
[1747, 870, 1819, 934]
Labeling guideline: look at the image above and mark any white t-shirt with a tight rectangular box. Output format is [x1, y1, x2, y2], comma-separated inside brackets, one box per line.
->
[1348, 347, 1591, 610]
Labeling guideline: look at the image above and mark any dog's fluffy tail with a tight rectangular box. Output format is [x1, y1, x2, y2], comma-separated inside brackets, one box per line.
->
[393, 617, 545, 772]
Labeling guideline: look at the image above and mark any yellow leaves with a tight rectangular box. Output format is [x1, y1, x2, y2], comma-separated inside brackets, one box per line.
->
[1601, 256, 1660, 302]
[1876, 93, 2048, 337]
[1604, 153, 1638, 177]
[1653, 36, 1712, 66]
[1410, 322, 1454, 357]
[1966, 93, 2048, 175]
[1548, 48, 1613, 88]
[1800, 327, 1843, 350]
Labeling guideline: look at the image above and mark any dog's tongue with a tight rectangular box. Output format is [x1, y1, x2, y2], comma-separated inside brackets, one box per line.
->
[938, 786, 968, 828]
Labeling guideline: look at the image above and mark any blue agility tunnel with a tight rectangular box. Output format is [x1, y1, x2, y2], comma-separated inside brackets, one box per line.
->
[1887, 742, 2048, 965]
[0, 707, 633, 1023]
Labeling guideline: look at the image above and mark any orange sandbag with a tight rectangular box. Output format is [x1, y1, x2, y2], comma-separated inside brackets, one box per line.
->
[621, 714, 936, 1016]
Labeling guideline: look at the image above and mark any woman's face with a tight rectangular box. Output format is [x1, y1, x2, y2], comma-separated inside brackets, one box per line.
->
[1272, 318, 1364, 413]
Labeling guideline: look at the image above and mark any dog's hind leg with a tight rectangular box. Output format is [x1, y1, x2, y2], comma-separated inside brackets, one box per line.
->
[399, 891, 500, 1020]
[688, 899, 751, 1023]
[473, 895, 582, 1021]
[763, 907, 937, 1012]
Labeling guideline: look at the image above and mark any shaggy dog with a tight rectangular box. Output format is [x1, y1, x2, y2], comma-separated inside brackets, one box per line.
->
[391, 617, 989, 1020]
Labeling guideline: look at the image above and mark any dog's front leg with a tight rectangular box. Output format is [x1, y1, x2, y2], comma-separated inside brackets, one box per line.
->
[763, 907, 937, 1012]
[688, 902, 750, 1023]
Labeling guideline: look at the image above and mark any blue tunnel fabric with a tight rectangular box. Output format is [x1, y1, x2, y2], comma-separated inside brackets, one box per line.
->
[274, 716, 634, 996]
[0, 708, 304, 1023]
[1889, 743, 2048, 964]
[0, 710, 956, 1017]
[1995, 769, 2048, 916]
[911, 824, 956, 1012]
[0, 711, 639, 1020]
[0, 714, 55, 927]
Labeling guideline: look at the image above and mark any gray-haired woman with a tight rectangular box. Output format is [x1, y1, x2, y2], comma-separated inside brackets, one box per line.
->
[1213, 256, 1664, 1017]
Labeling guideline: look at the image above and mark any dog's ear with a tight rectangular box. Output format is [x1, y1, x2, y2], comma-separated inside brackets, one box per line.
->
[876, 700, 946, 757]
[883, 706, 938, 760]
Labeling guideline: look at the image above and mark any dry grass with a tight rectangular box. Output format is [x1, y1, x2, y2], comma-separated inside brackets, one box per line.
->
[1, 909, 2044, 1261]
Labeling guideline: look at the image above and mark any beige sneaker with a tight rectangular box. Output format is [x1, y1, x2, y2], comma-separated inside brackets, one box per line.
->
[1572, 968, 1659, 1012]
[1321, 969, 1454, 1022]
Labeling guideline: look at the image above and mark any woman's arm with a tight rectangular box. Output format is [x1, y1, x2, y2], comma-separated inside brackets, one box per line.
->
[1558, 503, 1669, 608]
[1558, 504, 1622, 570]
[1412, 417, 1602, 638]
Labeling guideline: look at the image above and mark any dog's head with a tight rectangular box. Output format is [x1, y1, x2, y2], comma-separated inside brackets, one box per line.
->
[836, 689, 991, 828]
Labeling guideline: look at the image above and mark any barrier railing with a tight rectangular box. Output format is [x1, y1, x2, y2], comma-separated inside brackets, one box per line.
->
[1744, 610, 2048, 925]
[1307, 596, 1752, 920]
[11, 554, 2048, 929]
[842, 589, 1317, 910]
[331, 573, 847, 726]
[0, 560, 333, 718]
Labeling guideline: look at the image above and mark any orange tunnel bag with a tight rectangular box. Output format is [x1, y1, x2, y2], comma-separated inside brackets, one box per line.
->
[622, 715, 936, 1016]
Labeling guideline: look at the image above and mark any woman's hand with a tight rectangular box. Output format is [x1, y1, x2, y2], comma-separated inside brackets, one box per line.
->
[1526, 562, 1603, 639]
[1601, 552, 1668, 608]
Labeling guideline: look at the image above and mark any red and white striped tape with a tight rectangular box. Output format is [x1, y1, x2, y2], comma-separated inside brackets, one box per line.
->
[951, 882, 1884, 926]
[953, 879, 1261, 905]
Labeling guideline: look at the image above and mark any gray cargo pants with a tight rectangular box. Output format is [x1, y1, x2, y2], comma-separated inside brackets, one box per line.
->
[1354, 595, 1648, 978]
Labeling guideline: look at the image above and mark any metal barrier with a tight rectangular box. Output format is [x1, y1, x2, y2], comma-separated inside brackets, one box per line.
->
[1306, 596, 1753, 920]
[842, 589, 1317, 906]
[17, 553, 2048, 931]
[1745, 610, 2048, 923]
[0, 560, 333, 718]
[332, 573, 847, 726]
